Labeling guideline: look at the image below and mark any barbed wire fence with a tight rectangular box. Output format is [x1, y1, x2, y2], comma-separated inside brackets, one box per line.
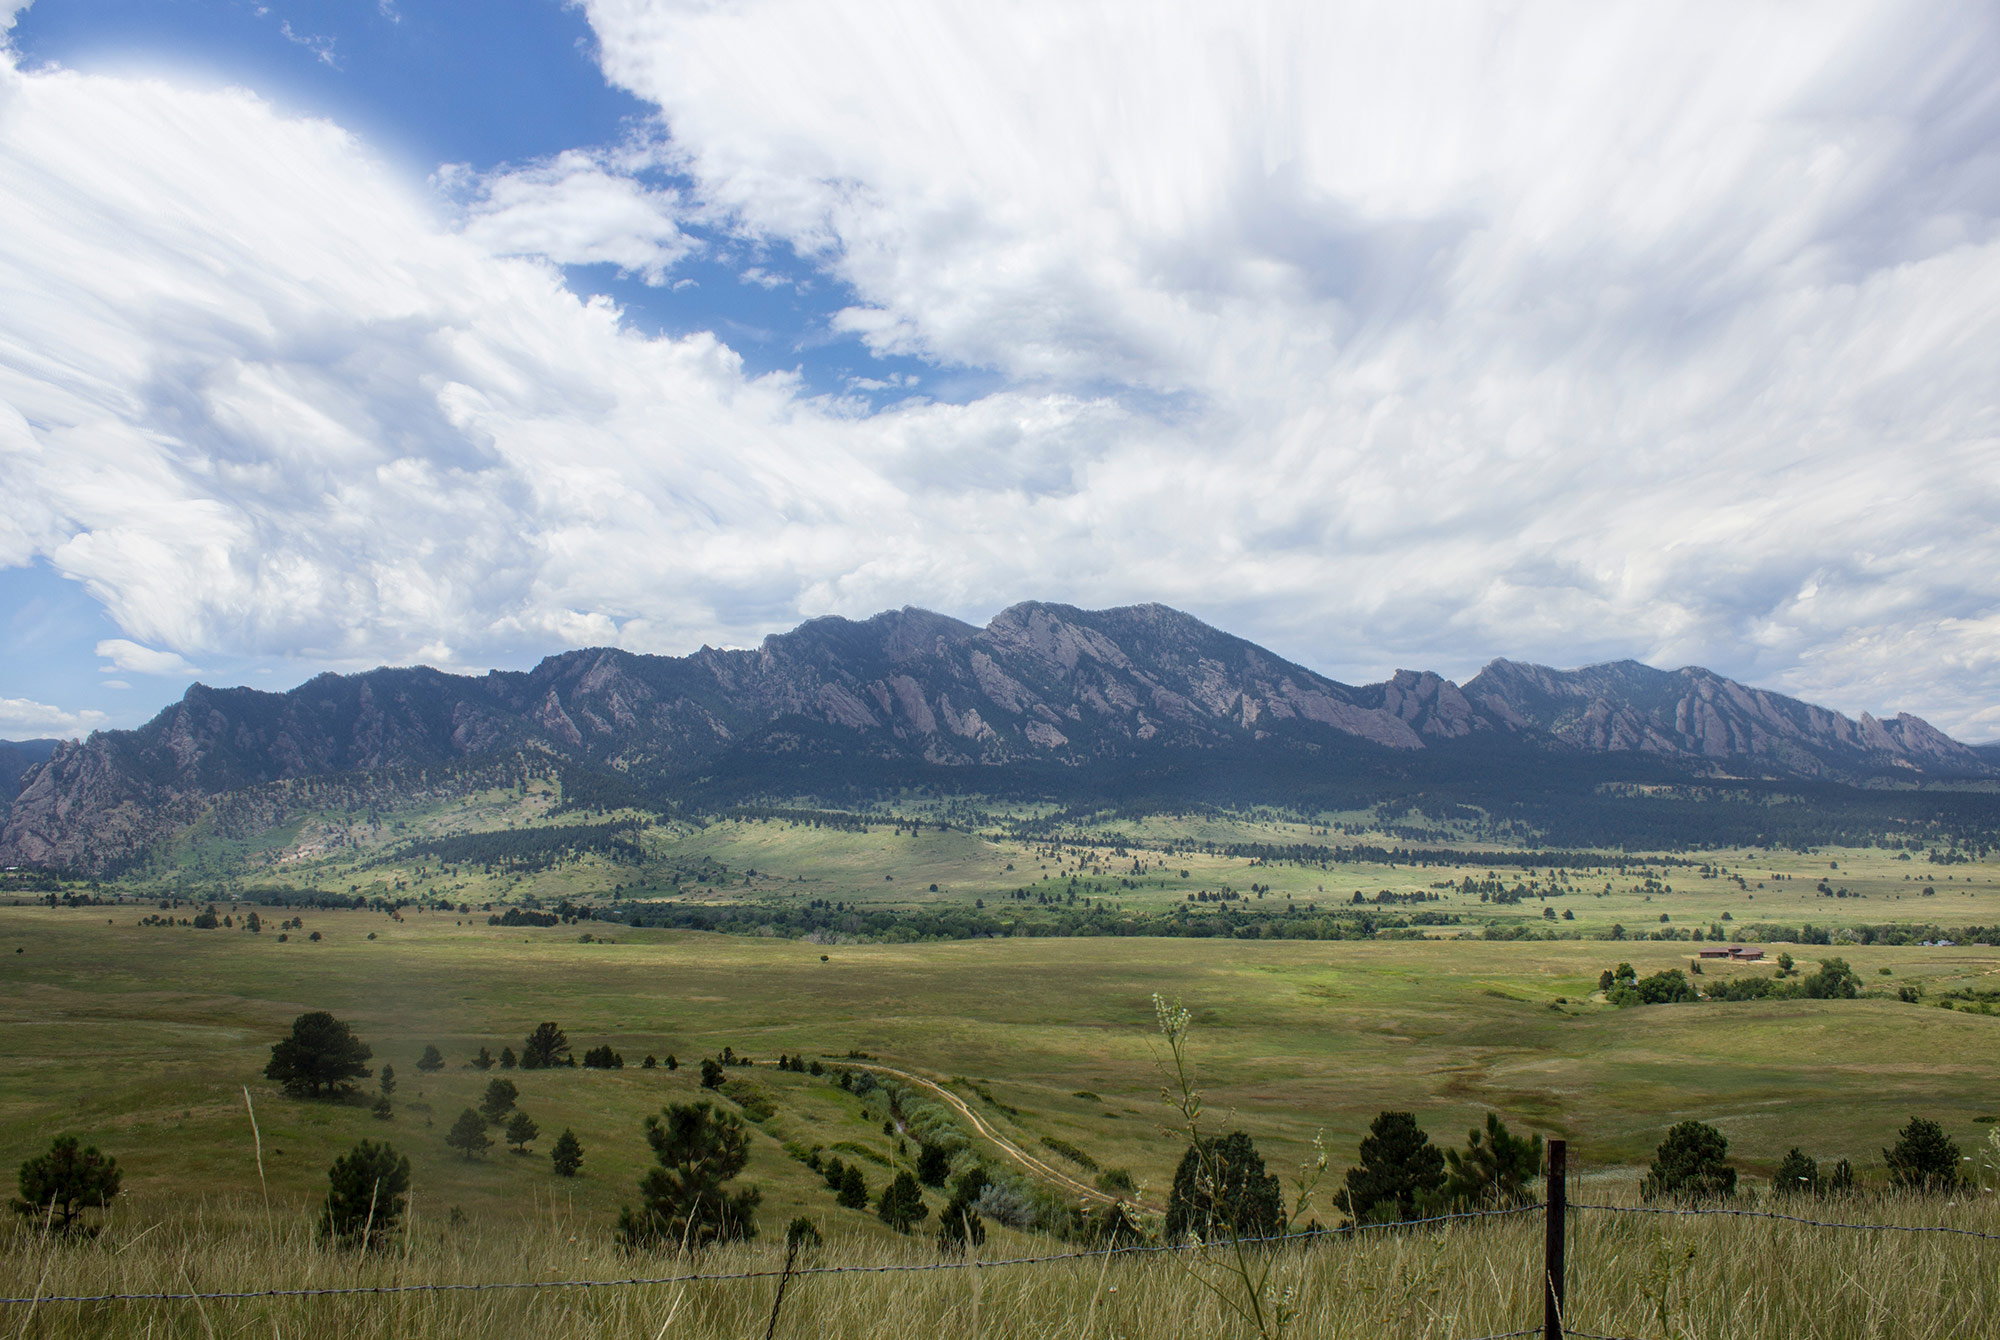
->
[3, 1139, 1996, 1340]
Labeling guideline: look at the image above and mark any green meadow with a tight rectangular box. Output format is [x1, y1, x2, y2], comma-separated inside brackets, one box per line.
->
[119, 782, 2000, 940]
[4, 897, 1997, 1239]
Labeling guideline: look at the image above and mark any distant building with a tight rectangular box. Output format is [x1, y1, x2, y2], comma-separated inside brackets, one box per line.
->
[1696, 945, 1763, 960]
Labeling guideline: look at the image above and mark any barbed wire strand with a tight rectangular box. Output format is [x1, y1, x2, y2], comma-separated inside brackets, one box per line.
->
[1570, 1202, 2000, 1242]
[0, 1204, 1547, 1307]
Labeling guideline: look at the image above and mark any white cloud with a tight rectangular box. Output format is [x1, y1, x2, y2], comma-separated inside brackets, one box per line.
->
[95, 639, 198, 677]
[578, 0, 2000, 730]
[1, 5, 1999, 739]
[0, 696, 107, 738]
[443, 148, 696, 284]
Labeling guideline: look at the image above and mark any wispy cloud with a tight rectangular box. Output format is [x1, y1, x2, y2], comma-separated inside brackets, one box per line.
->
[95, 639, 198, 677]
[0, 696, 108, 739]
[278, 21, 338, 69]
[440, 147, 696, 284]
[1, 4, 1998, 737]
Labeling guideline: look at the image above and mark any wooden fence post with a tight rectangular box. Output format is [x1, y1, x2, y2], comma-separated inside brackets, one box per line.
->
[1544, 1138, 1567, 1340]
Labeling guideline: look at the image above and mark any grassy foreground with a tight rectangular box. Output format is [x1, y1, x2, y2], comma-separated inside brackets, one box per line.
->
[4, 1192, 1998, 1340]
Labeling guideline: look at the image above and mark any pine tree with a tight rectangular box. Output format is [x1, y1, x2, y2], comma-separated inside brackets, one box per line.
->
[416, 1044, 445, 1073]
[323, 1140, 410, 1247]
[472, 1046, 495, 1070]
[12, 1136, 121, 1235]
[615, 1102, 761, 1249]
[479, 1078, 520, 1126]
[875, 1170, 929, 1233]
[1885, 1116, 1962, 1191]
[1341, 1112, 1445, 1225]
[1642, 1121, 1736, 1201]
[1772, 1147, 1820, 1197]
[264, 1013, 373, 1098]
[505, 1110, 540, 1153]
[936, 1170, 987, 1251]
[523, 1022, 570, 1069]
[1441, 1113, 1544, 1209]
[445, 1108, 492, 1160]
[1168, 1130, 1282, 1238]
[377, 1064, 396, 1098]
[499, 1047, 517, 1069]
[551, 1128, 584, 1177]
[836, 1165, 868, 1209]
[916, 1141, 950, 1186]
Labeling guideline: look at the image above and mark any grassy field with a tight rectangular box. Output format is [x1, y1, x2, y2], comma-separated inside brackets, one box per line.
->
[4, 902, 1997, 1244]
[94, 784, 2000, 941]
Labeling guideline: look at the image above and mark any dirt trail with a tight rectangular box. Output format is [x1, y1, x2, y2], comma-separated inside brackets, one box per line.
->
[848, 1062, 1159, 1212]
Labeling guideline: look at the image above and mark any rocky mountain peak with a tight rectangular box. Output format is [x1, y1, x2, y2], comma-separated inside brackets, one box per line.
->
[1, 604, 1988, 873]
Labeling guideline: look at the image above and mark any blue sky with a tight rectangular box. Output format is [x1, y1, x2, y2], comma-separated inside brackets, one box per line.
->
[2, 0, 1998, 741]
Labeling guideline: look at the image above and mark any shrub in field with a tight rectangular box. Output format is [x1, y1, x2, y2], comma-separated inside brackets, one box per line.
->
[505, 1110, 539, 1153]
[1442, 1113, 1544, 1209]
[916, 1141, 950, 1186]
[972, 1178, 1035, 1229]
[616, 1101, 761, 1250]
[836, 1164, 869, 1209]
[786, 1216, 823, 1250]
[416, 1045, 444, 1073]
[935, 1189, 985, 1250]
[478, 1078, 519, 1125]
[323, 1140, 410, 1248]
[378, 1064, 396, 1098]
[522, 1022, 570, 1069]
[1096, 1167, 1137, 1195]
[1772, 1147, 1821, 1197]
[472, 1047, 495, 1070]
[1635, 969, 1698, 1004]
[1168, 1131, 1282, 1239]
[1342, 1112, 1445, 1224]
[1826, 1157, 1857, 1194]
[499, 1047, 517, 1069]
[583, 1045, 624, 1069]
[876, 1170, 929, 1233]
[700, 1058, 725, 1089]
[550, 1128, 584, 1177]
[1803, 957, 1862, 999]
[264, 1012, 373, 1098]
[1884, 1116, 1962, 1191]
[446, 1108, 492, 1160]
[12, 1135, 120, 1235]
[1642, 1121, 1736, 1201]
[1084, 1198, 1144, 1246]
[642, 1054, 657, 1069]
[371, 1095, 393, 1120]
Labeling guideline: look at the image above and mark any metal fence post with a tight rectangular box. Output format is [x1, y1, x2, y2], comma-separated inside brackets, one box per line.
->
[1544, 1139, 1567, 1340]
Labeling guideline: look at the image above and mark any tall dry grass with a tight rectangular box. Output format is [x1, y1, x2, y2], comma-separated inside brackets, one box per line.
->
[3, 1189, 1998, 1340]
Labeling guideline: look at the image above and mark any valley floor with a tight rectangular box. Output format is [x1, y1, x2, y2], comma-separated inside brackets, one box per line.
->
[3, 907, 1996, 1238]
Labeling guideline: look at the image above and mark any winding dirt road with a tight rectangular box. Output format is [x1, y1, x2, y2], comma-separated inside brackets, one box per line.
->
[848, 1062, 1160, 1213]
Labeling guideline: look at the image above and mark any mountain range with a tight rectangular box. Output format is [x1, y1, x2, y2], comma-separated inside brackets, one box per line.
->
[2, 601, 1991, 873]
